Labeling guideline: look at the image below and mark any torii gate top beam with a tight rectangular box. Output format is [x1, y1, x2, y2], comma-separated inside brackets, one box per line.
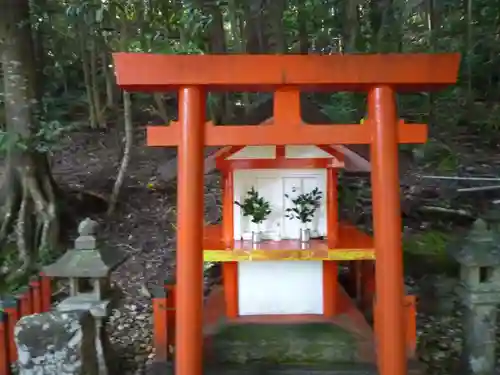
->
[113, 53, 460, 92]
[112, 53, 460, 147]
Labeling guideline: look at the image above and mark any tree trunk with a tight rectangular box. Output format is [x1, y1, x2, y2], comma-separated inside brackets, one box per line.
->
[465, 0, 474, 114]
[0, 0, 61, 283]
[90, 38, 106, 128]
[102, 51, 116, 109]
[243, 0, 267, 53]
[426, 0, 437, 125]
[266, 0, 287, 53]
[197, 0, 228, 123]
[79, 28, 98, 129]
[228, 0, 250, 112]
[30, 0, 45, 100]
[344, 0, 361, 52]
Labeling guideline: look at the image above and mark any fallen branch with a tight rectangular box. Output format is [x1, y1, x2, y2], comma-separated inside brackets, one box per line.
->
[457, 185, 500, 193]
[418, 205, 474, 218]
[421, 175, 500, 182]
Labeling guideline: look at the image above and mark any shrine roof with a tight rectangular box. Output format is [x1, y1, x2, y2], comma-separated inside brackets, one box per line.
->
[204, 144, 370, 172]
[113, 53, 460, 92]
[196, 97, 371, 172]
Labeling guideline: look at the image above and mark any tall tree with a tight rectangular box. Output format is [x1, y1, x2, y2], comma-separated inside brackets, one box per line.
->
[0, 0, 61, 282]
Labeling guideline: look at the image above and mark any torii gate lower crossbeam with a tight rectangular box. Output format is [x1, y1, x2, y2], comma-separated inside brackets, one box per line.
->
[112, 52, 460, 375]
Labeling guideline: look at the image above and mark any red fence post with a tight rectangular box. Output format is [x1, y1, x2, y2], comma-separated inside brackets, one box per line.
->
[404, 295, 417, 357]
[2, 297, 19, 365]
[0, 309, 12, 375]
[25, 286, 33, 316]
[17, 288, 31, 318]
[361, 260, 376, 311]
[39, 272, 52, 312]
[30, 277, 42, 314]
[151, 285, 168, 363]
[165, 281, 176, 359]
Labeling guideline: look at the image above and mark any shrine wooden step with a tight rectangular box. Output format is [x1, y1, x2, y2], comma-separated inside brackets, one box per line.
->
[148, 362, 426, 375]
[207, 322, 362, 364]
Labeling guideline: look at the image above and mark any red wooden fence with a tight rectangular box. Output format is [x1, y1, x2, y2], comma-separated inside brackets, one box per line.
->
[152, 278, 176, 364]
[0, 273, 52, 375]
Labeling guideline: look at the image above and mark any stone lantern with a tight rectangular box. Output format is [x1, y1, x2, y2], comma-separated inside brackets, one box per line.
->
[449, 218, 500, 375]
[42, 218, 126, 375]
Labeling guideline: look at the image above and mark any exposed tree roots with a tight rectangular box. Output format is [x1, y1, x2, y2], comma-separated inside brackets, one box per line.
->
[0, 153, 61, 284]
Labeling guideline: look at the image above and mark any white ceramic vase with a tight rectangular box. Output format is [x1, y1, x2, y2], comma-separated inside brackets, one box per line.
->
[300, 226, 311, 242]
[250, 221, 261, 243]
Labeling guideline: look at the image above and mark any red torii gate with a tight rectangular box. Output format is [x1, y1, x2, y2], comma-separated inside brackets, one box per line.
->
[113, 53, 460, 375]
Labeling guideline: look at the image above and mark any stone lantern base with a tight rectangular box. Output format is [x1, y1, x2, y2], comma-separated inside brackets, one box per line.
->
[57, 295, 115, 375]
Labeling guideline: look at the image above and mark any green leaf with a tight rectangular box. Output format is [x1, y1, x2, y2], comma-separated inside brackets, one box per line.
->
[284, 188, 323, 223]
[235, 187, 272, 224]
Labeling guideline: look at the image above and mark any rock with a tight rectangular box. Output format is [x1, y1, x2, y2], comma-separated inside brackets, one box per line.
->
[14, 310, 98, 375]
[157, 146, 220, 183]
[418, 275, 459, 315]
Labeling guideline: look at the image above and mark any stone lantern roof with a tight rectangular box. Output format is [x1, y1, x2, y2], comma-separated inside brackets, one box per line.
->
[43, 218, 126, 278]
[449, 218, 500, 267]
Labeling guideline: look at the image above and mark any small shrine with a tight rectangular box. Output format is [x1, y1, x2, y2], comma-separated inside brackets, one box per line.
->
[113, 52, 461, 375]
[42, 218, 126, 375]
[207, 144, 372, 317]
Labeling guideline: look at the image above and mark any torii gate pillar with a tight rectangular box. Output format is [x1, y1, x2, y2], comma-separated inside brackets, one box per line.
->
[368, 86, 406, 375]
[176, 87, 205, 375]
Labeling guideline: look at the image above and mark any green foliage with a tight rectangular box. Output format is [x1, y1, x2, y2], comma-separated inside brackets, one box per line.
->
[321, 98, 358, 123]
[403, 230, 459, 276]
[0, 120, 84, 154]
[413, 140, 460, 172]
[28, 0, 500, 145]
[0, 132, 8, 151]
[404, 231, 450, 257]
[235, 187, 272, 224]
[285, 187, 323, 224]
[31, 120, 83, 153]
[0, 236, 60, 294]
[0, 243, 30, 294]
[0, 93, 88, 155]
[338, 184, 358, 211]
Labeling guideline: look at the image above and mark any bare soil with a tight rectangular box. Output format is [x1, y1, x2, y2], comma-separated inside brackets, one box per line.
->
[52, 125, 218, 296]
